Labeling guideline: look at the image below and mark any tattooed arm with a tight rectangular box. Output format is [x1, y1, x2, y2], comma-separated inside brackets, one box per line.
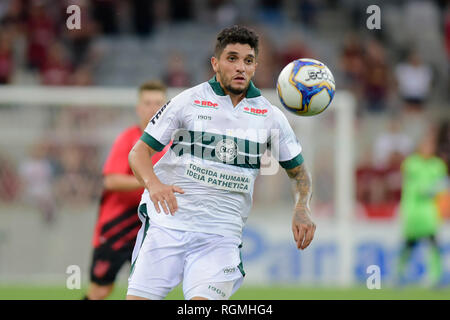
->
[285, 163, 316, 250]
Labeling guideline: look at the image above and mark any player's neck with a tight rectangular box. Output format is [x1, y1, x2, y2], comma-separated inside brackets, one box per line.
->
[215, 74, 246, 107]
[227, 92, 245, 107]
[220, 84, 246, 107]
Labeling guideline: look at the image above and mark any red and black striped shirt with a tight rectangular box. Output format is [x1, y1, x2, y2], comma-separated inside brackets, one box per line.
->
[92, 125, 170, 250]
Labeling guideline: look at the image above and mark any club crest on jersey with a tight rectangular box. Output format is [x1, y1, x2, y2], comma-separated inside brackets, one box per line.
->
[215, 138, 238, 163]
[194, 99, 219, 109]
[243, 106, 268, 117]
[150, 100, 170, 125]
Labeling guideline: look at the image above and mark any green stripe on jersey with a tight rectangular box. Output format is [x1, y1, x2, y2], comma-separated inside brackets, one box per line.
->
[170, 130, 268, 169]
[237, 243, 246, 277]
[140, 132, 165, 152]
[279, 153, 304, 169]
[130, 204, 150, 277]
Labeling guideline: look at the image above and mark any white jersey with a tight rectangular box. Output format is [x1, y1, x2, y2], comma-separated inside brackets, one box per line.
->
[140, 76, 303, 239]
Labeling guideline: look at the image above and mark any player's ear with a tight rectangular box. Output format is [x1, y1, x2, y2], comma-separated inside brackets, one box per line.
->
[250, 61, 257, 78]
[211, 56, 218, 72]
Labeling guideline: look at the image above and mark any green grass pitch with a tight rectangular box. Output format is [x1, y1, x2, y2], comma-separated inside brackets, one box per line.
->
[1, 285, 450, 300]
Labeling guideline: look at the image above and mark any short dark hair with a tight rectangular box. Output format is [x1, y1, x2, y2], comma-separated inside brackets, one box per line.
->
[138, 80, 167, 94]
[214, 25, 259, 58]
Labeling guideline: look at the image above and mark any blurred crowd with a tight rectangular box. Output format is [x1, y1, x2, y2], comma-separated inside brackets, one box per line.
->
[0, 0, 100, 85]
[0, 1, 448, 94]
[0, 0, 329, 88]
[0, 0, 450, 222]
[0, 105, 134, 224]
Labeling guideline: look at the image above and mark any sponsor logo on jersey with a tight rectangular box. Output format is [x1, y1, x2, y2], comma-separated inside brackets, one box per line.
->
[184, 162, 252, 193]
[194, 99, 219, 108]
[215, 138, 238, 163]
[243, 106, 268, 117]
[150, 100, 170, 125]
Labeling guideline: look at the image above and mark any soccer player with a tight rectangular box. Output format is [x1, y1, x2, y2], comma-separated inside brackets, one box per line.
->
[397, 131, 448, 287]
[84, 80, 170, 300]
[127, 25, 316, 300]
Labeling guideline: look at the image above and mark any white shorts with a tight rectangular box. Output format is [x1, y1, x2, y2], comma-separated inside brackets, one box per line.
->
[127, 223, 245, 300]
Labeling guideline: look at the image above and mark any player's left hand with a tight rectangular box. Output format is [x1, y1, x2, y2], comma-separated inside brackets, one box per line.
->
[292, 207, 316, 250]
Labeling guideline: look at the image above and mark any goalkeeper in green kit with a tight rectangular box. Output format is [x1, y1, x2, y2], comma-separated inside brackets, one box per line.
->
[397, 132, 448, 287]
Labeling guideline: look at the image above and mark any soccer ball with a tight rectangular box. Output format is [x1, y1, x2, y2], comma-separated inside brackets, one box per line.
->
[276, 58, 335, 116]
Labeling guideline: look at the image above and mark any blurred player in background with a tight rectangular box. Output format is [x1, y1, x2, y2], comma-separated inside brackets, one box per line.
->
[84, 80, 170, 300]
[126, 25, 315, 300]
[397, 130, 448, 287]
[436, 120, 450, 220]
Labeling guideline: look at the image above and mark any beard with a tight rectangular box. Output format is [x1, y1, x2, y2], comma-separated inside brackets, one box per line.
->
[218, 70, 250, 95]
[224, 83, 247, 95]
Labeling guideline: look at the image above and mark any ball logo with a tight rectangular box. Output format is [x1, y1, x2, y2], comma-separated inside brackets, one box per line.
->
[304, 69, 335, 84]
[215, 139, 238, 163]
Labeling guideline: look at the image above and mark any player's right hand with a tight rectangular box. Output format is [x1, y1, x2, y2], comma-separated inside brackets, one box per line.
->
[292, 207, 316, 250]
[148, 182, 185, 215]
